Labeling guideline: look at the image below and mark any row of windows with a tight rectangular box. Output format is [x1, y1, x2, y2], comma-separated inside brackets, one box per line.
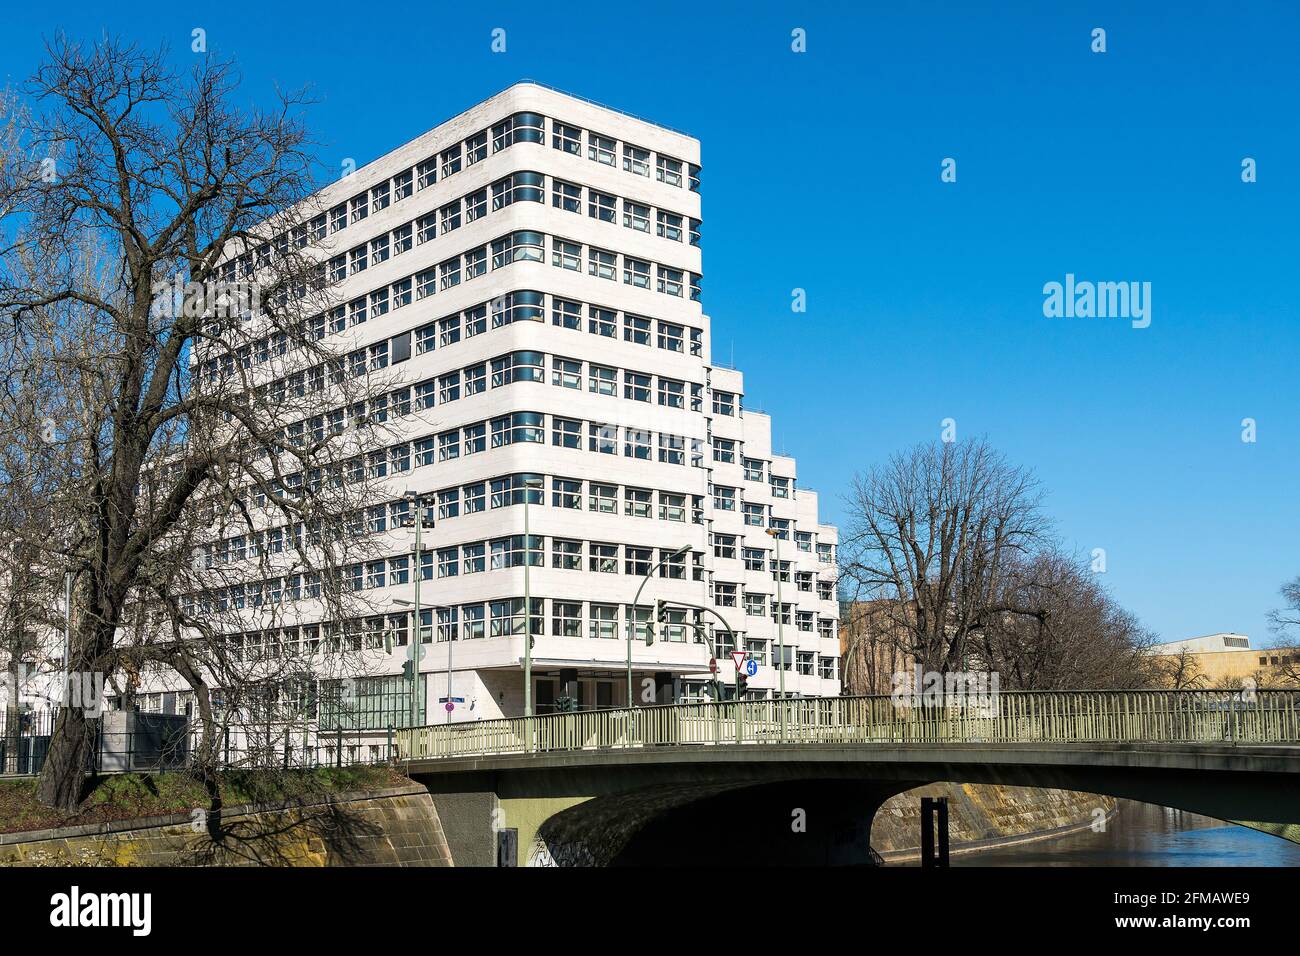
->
[551, 176, 700, 245]
[323, 170, 694, 289]
[186, 601, 838, 667]
[204, 230, 705, 389]
[205, 291, 712, 429]
[202, 214, 707, 388]
[209, 611, 836, 683]
[207, 473, 837, 581]
[216, 108, 701, 288]
[243, 420, 827, 551]
[548, 116, 699, 189]
[206, 217, 702, 377]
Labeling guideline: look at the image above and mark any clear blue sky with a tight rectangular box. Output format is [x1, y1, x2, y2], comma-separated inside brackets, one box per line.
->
[5, 1, 1298, 644]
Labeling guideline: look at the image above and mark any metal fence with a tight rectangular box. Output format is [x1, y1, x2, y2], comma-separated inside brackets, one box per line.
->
[0, 710, 397, 776]
[397, 689, 1300, 762]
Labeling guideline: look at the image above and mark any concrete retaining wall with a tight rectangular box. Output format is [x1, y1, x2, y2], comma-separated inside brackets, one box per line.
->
[872, 783, 1116, 861]
[0, 783, 453, 867]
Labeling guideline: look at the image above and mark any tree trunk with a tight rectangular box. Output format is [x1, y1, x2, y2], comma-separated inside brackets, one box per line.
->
[35, 705, 96, 811]
[36, 597, 112, 812]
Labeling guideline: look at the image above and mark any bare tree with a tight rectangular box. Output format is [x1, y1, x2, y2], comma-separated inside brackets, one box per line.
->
[974, 549, 1161, 689]
[0, 536, 61, 733]
[1151, 645, 1206, 690]
[1267, 575, 1300, 642]
[840, 438, 1048, 675]
[0, 37, 393, 811]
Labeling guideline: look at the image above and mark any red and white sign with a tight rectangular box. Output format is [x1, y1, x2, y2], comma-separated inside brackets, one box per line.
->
[731, 651, 748, 671]
[708, 658, 718, 675]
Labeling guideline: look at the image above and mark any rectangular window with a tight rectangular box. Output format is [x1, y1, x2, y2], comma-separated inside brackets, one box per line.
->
[657, 155, 683, 186]
[552, 416, 582, 449]
[658, 378, 685, 408]
[656, 210, 683, 241]
[440, 200, 461, 233]
[465, 188, 487, 221]
[589, 422, 617, 455]
[553, 122, 582, 155]
[438, 370, 460, 403]
[544, 476, 579, 509]
[625, 547, 652, 577]
[623, 144, 650, 177]
[553, 179, 582, 213]
[624, 372, 651, 403]
[552, 356, 581, 388]
[418, 158, 438, 189]
[590, 604, 618, 640]
[553, 601, 583, 637]
[588, 190, 616, 223]
[660, 493, 687, 523]
[464, 422, 487, 454]
[624, 314, 651, 345]
[588, 306, 616, 337]
[588, 247, 616, 280]
[657, 322, 685, 352]
[552, 541, 582, 572]
[658, 433, 685, 465]
[394, 168, 414, 200]
[440, 144, 462, 177]
[588, 364, 617, 395]
[589, 544, 619, 574]
[624, 487, 652, 518]
[552, 238, 582, 271]
[440, 256, 461, 290]
[552, 298, 582, 330]
[589, 482, 617, 513]
[588, 133, 616, 166]
[464, 131, 487, 166]
[623, 202, 650, 233]
[658, 266, 684, 297]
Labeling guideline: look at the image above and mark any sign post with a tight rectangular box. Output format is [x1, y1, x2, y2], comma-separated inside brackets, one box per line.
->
[731, 651, 748, 743]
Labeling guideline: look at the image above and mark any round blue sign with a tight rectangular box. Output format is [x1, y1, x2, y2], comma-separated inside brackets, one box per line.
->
[745, 659, 758, 677]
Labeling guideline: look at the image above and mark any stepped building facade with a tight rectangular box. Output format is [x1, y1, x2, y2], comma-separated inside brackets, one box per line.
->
[160, 83, 840, 744]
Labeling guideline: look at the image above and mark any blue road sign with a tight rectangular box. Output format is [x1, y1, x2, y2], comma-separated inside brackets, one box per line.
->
[745, 659, 758, 677]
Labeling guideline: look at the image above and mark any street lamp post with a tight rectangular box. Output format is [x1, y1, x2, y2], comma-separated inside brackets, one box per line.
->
[406, 492, 422, 738]
[626, 544, 692, 708]
[444, 607, 453, 725]
[522, 476, 544, 724]
[767, 527, 787, 740]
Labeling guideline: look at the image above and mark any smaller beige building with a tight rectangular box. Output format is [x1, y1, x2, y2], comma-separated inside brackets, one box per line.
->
[1148, 633, 1300, 688]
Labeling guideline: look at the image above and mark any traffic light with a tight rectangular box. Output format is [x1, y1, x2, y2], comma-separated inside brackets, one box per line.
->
[737, 672, 749, 698]
[648, 599, 669, 647]
[401, 660, 413, 680]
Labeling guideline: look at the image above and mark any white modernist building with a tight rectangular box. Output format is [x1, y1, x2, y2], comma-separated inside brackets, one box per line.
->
[168, 83, 840, 740]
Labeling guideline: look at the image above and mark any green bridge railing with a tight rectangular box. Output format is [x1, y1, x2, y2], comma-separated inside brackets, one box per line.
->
[397, 689, 1300, 762]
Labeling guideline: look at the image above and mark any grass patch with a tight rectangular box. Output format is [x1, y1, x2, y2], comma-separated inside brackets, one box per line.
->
[0, 765, 410, 835]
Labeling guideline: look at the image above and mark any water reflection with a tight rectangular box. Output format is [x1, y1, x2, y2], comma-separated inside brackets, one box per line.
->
[955, 800, 1300, 867]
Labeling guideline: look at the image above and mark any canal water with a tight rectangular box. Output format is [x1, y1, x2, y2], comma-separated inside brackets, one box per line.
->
[954, 799, 1300, 866]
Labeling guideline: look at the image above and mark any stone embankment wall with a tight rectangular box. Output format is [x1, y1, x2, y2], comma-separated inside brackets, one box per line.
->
[0, 784, 453, 867]
[872, 783, 1116, 861]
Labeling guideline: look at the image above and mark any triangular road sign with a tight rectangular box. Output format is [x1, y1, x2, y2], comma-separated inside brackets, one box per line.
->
[731, 651, 748, 671]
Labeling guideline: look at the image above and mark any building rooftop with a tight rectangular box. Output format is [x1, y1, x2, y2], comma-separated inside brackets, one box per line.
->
[1150, 633, 1252, 654]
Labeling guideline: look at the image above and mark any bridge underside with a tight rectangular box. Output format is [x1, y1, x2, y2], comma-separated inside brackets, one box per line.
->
[411, 743, 1300, 866]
